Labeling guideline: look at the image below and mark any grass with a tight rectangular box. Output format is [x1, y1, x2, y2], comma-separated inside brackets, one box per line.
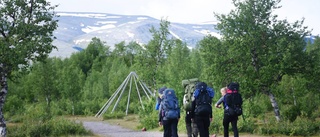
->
[104, 114, 141, 130]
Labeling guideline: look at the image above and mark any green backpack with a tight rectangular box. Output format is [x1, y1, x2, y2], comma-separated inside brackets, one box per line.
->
[182, 78, 199, 111]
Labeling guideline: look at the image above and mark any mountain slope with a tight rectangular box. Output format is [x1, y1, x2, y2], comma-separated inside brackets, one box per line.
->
[51, 12, 316, 58]
[50, 12, 219, 58]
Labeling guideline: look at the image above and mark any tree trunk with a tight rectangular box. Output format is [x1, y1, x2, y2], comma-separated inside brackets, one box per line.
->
[267, 91, 281, 121]
[0, 67, 7, 137]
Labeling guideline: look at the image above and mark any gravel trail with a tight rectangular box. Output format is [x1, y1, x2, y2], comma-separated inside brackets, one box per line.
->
[82, 121, 182, 137]
[80, 120, 266, 137]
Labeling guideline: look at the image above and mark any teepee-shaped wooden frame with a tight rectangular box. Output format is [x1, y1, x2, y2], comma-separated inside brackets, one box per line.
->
[95, 71, 154, 118]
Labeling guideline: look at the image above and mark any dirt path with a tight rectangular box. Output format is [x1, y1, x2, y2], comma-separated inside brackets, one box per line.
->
[79, 117, 268, 137]
[81, 120, 277, 137]
[82, 120, 185, 137]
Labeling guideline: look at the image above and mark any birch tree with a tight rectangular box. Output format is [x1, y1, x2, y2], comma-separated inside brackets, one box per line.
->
[214, 0, 310, 121]
[142, 19, 173, 89]
[0, 0, 58, 135]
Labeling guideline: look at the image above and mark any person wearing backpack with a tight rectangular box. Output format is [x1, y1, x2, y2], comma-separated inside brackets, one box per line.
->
[215, 87, 227, 109]
[190, 82, 215, 137]
[158, 88, 181, 137]
[216, 82, 243, 137]
[182, 78, 199, 137]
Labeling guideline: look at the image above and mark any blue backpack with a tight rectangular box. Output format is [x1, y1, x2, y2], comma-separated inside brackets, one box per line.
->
[161, 89, 180, 119]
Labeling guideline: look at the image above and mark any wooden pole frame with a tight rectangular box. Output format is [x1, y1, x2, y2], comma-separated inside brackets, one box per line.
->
[95, 71, 153, 118]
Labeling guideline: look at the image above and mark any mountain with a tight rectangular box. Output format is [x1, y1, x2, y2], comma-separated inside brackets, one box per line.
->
[50, 12, 317, 58]
[50, 12, 220, 58]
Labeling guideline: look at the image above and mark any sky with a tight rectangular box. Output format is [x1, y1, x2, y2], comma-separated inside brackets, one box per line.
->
[49, 0, 320, 35]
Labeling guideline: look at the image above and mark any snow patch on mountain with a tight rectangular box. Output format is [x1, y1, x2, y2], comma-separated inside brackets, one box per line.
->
[126, 32, 135, 38]
[82, 24, 116, 33]
[51, 12, 219, 58]
[169, 30, 182, 40]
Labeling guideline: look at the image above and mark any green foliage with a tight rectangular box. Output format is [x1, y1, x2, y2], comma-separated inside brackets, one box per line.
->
[237, 117, 255, 133]
[49, 100, 67, 116]
[137, 19, 174, 89]
[305, 37, 320, 90]
[111, 41, 138, 67]
[282, 105, 300, 122]
[276, 75, 320, 120]
[197, 35, 225, 86]
[108, 58, 130, 93]
[4, 94, 24, 116]
[8, 117, 92, 137]
[32, 59, 61, 119]
[61, 64, 85, 99]
[163, 40, 194, 98]
[138, 98, 159, 129]
[70, 37, 110, 76]
[8, 103, 92, 137]
[210, 107, 224, 133]
[211, 0, 311, 122]
[214, 0, 310, 89]
[257, 117, 320, 136]
[0, 0, 58, 75]
[81, 100, 102, 116]
[246, 94, 272, 118]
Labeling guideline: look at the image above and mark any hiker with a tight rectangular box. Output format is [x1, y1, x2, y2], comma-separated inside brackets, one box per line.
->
[215, 87, 227, 108]
[182, 78, 199, 137]
[191, 82, 215, 137]
[156, 86, 167, 110]
[158, 88, 180, 137]
[216, 82, 243, 137]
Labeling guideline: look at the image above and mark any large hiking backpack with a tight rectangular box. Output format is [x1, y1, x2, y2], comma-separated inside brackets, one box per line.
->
[224, 82, 243, 116]
[182, 78, 199, 111]
[161, 89, 180, 119]
[194, 82, 214, 116]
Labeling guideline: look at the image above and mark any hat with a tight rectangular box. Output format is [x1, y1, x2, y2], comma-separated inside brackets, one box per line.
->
[158, 86, 167, 94]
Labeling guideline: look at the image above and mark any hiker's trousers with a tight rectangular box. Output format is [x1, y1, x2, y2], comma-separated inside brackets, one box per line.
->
[223, 114, 239, 137]
[163, 118, 179, 137]
[194, 116, 210, 137]
[186, 111, 199, 137]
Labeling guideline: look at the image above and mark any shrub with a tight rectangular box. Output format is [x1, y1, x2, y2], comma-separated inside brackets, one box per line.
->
[7, 117, 92, 137]
[138, 98, 159, 129]
[4, 95, 24, 116]
[258, 116, 320, 136]
[282, 105, 300, 122]
[138, 111, 159, 129]
[238, 116, 255, 133]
